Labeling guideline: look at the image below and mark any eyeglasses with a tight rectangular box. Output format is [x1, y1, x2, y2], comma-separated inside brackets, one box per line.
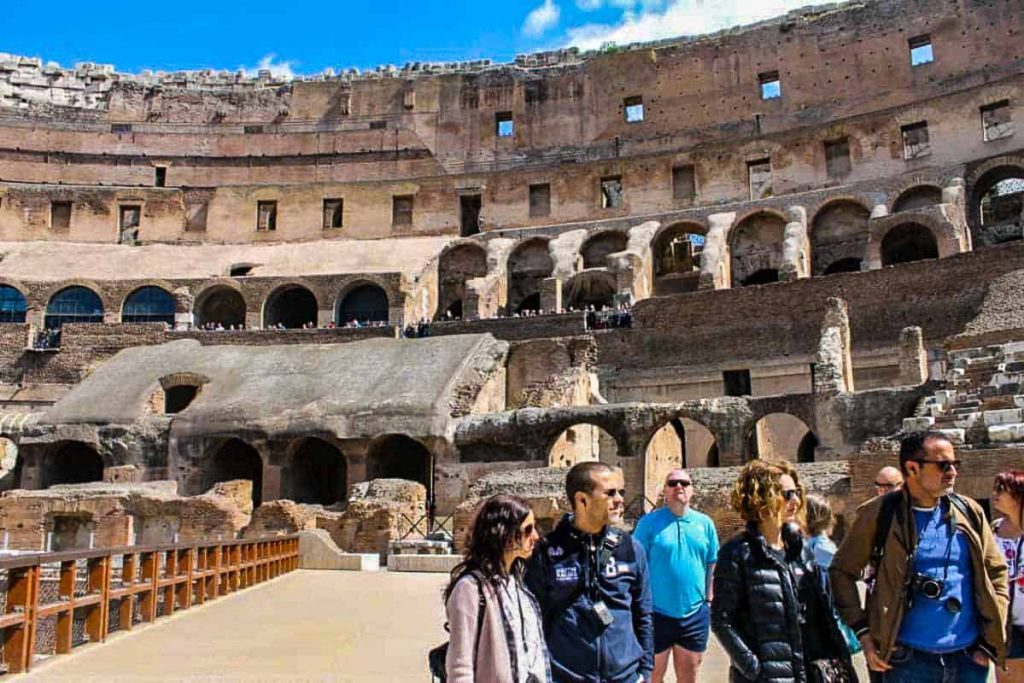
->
[666, 480, 692, 488]
[520, 523, 535, 536]
[603, 488, 627, 498]
[874, 482, 897, 490]
[782, 489, 801, 502]
[912, 459, 961, 473]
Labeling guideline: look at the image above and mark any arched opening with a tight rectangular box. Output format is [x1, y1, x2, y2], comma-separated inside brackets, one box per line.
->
[742, 268, 780, 286]
[195, 286, 246, 329]
[0, 285, 27, 323]
[747, 414, 816, 463]
[205, 439, 263, 508]
[565, 270, 617, 310]
[263, 285, 318, 329]
[893, 185, 943, 213]
[730, 212, 786, 287]
[580, 231, 628, 269]
[39, 442, 103, 488]
[45, 286, 104, 329]
[548, 423, 617, 468]
[822, 258, 862, 275]
[881, 223, 939, 266]
[811, 201, 869, 276]
[652, 223, 705, 295]
[288, 438, 347, 506]
[644, 418, 718, 508]
[437, 244, 488, 322]
[366, 434, 432, 496]
[971, 167, 1024, 247]
[443, 300, 463, 319]
[122, 286, 175, 325]
[336, 284, 389, 325]
[507, 238, 553, 313]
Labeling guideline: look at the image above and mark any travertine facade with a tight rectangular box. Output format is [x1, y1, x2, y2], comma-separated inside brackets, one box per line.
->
[0, 0, 1022, 550]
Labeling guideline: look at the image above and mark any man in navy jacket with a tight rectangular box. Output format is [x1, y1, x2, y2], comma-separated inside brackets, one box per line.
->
[526, 462, 654, 682]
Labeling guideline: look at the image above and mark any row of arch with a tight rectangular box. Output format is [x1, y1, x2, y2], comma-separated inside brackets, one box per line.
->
[33, 434, 434, 510]
[0, 281, 392, 329]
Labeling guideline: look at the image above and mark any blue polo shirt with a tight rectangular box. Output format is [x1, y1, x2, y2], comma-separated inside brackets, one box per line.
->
[633, 506, 719, 619]
[897, 500, 980, 653]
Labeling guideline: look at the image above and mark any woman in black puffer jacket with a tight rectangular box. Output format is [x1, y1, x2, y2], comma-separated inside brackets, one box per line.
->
[712, 460, 856, 683]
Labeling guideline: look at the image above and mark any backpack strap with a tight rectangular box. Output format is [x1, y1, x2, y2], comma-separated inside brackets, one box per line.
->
[948, 492, 985, 538]
[472, 575, 486, 671]
[869, 490, 903, 573]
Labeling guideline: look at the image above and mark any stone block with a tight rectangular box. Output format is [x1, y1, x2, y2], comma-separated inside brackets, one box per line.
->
[386, 553, 461, 573]
[1014, 396, 1024, 409]
[298, 530, 379, 571]
[902, 416, 935, 431]
[983, 409, 1023, 426]
[988, 423, 1024, 443]
[933, 390, 955, 408]
[953, 413, 981, 429]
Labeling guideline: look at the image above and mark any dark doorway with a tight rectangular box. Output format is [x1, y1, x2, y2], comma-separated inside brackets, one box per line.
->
[196, 287, 246, 328]
[742, 269, 780, 286]
[206, 439, 263, 508]
[40, 442, 104, 488]
[460, 194, 481, 237]
[881, 224, 938, 266]
[337, 284, 389, 325]
[264, 285, 318, 329]
[165, 385, 199, 414]
[366, 435, 432, 492]
[289, 438, 347, 506]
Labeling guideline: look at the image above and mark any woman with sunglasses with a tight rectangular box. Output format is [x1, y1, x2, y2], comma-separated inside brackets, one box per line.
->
[443, 493, 551, 683]
[993, 470, 1024, 682]
[712, 459, 857, 682]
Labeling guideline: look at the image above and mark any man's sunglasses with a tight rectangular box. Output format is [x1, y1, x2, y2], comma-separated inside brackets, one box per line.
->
[911, 459, 961, 473]
[604, 488, 627, 498]
[666, 480, 692, 488]
[781, 489, 801, 502]
[874, 481, 897, 489]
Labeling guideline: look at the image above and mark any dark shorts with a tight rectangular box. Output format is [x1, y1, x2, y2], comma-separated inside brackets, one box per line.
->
[653, 603, 711, 654]
[1011, 626, 1024, 660]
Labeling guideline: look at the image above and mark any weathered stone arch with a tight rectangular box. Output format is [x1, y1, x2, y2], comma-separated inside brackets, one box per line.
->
[45, 285, 105, 328]
[194, 284, 246, 328]
[263, 283, 318, 329]
[38, 441, 104, 488]
[893, 185, 943, 213]
[967, 160, 1024, 247]
[205, 438, 263, 508]
[580, 230, 629, 269]
[335, 281, 390, 325]
[652, 222, 706, 294]
[643, 417, 719, 507]
[122, 285, 175, 325]
[286, 437, 347, 506]
[565, 270, 616, 309]
[366, 434, 433, 498]
[548, 422, 619, 468]
[746, 413, 817, 463]
[880, 223, 939, 266]
[507, 238, 553, 313]
[438, 242, 489, 320]
[729, 211, 787, 287]
[810, 200, 870, 275]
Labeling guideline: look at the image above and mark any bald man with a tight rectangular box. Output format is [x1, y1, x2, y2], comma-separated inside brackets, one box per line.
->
[873, 466, 904, 498]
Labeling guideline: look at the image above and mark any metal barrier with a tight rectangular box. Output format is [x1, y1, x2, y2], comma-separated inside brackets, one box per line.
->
[397, 514, 455, 541]
[0, 535, 299, 674]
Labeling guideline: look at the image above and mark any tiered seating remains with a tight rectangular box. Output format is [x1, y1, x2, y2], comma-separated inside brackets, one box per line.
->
[905, 342, 1024, 446]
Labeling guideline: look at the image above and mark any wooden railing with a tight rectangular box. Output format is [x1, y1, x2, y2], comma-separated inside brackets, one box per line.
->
[0, 536, 299, 674]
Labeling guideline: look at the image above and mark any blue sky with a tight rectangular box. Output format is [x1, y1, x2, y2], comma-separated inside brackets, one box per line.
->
[0, 0, 813, 77]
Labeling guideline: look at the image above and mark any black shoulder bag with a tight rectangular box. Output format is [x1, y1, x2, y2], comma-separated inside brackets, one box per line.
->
[429, 576, 486, 683]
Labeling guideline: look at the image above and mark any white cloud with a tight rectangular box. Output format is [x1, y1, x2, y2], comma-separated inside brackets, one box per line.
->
[244, 54, 297, 80]
[576, 0, 604, 9]
[523, 0, 562, 37]
[564, 0, 812, 50]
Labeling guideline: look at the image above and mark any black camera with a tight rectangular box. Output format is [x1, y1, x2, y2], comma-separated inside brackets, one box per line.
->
[909, 573, 944, 600]
[586, 599, 615, 631]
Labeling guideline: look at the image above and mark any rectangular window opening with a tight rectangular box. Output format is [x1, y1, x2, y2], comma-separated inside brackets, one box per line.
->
[393, 195, 414, 227]
[747, 159, 773, 200]
[600, 176, 623, 209]
[901, 121, 931, 160]
[824, 138, 852, 178]
[110, 123, 132, 134]
[460, 194, 482, 237]
[154, 167, 167, 187]
[624, 96, 644, 123]
[909, 35, 933, 66]
[723, 369, 752, 397]
[323, 198, 343, 229]
[672, 165, 696, 201]
[50, 201, 72, 230]
[981, 100, 1013, 142]
[369, 120, 387, 130]
[243, 125, 265, 135]
[118, 205, 141, 244]
[496, 112, 514, 137]
[529, 183, 551, 218]
[256, 200, 278, 232]
[758, 71, 781, 100]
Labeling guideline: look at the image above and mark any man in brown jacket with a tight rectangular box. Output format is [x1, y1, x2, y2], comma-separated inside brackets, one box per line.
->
[830, 431, 1008, 681]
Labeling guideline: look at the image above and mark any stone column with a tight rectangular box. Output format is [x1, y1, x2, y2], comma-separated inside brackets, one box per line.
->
[813, 297, 854, 395]
[540, 277, 562, 313]
[864, 204, 889, 270]
[898, 326, 929, 385]
[780, 205, 809, 282]
[699, 212, 736, 290]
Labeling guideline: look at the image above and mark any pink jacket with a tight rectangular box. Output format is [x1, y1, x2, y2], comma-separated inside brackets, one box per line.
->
[445, 574, 515, 683]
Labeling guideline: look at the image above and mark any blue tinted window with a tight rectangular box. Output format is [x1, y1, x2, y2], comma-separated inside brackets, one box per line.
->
[123, 286, 175, 325]
[45, 287, 104, 329]
[0, 285, 27, 323]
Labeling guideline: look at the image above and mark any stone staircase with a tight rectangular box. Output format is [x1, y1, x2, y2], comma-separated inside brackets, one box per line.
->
[904, 341, 1024, 447]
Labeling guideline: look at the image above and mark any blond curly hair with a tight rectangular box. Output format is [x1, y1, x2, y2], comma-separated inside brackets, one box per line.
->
[730, 459, 805, 523]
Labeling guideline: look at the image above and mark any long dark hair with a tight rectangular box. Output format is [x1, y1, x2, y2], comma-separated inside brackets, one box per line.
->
[444, 493, 533, 602]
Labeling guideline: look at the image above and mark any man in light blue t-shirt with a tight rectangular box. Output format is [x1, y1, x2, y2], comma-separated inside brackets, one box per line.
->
[633, 468, 719, 683]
